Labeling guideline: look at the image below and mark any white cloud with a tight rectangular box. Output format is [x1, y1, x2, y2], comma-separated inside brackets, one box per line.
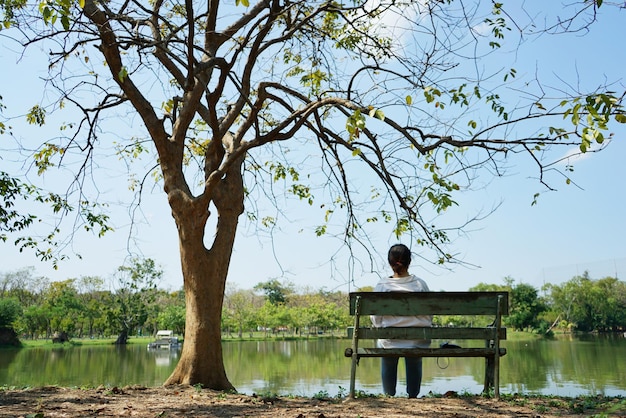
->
[471, 21, 491, 37]
[557, 139, 611, 165]
[362, 0, 428, 49]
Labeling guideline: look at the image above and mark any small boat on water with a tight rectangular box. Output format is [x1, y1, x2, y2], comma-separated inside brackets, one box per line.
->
[147, 330, 181, 349]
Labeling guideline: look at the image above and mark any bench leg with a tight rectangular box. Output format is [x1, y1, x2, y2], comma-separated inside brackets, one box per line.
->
[494, 350, 500, 399]
[484, 356, 495, 394]
[349, 354, 358, 398]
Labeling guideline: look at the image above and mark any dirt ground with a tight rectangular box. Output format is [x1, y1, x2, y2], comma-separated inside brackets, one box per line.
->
[2, 386, 626, 417]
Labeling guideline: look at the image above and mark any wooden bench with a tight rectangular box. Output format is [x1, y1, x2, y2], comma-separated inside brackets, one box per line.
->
[345, 291, 509, 398]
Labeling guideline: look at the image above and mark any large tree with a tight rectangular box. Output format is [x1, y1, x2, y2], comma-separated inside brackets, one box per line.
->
[1, 0, 624, 390]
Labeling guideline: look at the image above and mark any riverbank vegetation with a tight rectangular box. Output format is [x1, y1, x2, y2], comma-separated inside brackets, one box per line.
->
[1, 264, 625, 346]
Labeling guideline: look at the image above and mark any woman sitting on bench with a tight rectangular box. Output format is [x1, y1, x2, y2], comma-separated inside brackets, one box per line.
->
[370, 244, 432, 398]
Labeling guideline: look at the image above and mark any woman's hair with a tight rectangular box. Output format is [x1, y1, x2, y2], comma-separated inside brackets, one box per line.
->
[388, 244, 412, 274]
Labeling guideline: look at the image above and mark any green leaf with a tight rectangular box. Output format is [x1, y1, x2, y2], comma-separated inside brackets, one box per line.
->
[118, 67, 128, 82]
[61, 15, 69, 30]
[531, 193, 540, 206]
[42, 6, 51, 23]
[26, 105, 46, 126]
[595, 132, 604, 144]
[406, 95, 412, 106]
[615, 114, 626, 123]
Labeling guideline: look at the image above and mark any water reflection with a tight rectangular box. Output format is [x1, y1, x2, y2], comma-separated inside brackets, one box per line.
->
[1, 336, 625, 397]
[148, 347, 181, 367]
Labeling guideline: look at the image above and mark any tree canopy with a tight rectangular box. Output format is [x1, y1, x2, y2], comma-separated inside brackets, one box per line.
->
[1, 0, 624, 389]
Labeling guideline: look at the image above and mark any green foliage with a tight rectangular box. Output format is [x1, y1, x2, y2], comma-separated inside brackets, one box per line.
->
[423, 86, 442, 106]
[222, 287, 256, 338]
[157, 304, 185, 335]
[470, 279, 548, 332]
[254, 279, 292, 306]
[560, 93, 625, 153]
[0, 172, 37, 242]
[18, 305, 48, 338]
[223, 285, 351, 338]
[478, 273, 626, 335]
[0, 174, 71, 268]
[300, 68, 328, 97]
[345, 109, 365, 141]
[508, 283, 546, 331]
[33, 143, 62, 174]
[423, 159, 460, 214]
[0, 0, 27, 29]
[0, 297, 22, 328]
[544, 273, 626, 332]
[367, 107, 385, 121]
[1, 170, 112, 269]
[44, 279, 84, 334]
[266, 162, 300, 183]
[312, 389, 330, 400]
[393, 217, 410, 239]
[82, 208, 113, 237]
[108, 258, 162, 342]
[2, 267, 188, 339]
[26, 105, 45, 126]
[0, 96, 6, 134]
[290, 184, 313, 205]
[38, 0, 81, 30]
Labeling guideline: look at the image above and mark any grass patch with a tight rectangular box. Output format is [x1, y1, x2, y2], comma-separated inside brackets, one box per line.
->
[15, 336, 153, 349]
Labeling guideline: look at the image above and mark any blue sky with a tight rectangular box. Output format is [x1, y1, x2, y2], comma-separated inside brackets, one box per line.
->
[1, 2, 625, 293]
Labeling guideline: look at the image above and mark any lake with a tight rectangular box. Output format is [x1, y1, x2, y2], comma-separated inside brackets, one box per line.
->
[1, 335, 625, 397]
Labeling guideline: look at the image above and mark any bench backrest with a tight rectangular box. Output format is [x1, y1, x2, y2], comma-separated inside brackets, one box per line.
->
[349, 291, 509, 316]
[349, 291, 509, 340]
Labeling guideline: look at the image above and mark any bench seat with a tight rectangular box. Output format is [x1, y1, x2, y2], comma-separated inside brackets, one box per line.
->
[346, 346, 507, 358]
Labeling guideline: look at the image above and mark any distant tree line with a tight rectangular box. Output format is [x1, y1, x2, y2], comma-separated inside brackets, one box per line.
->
[0, 259, 184, 344]
[223, 279, 351, 338]
[0, 265, 351, 343]
[2, 263, 625, 345]
[470, 273, 626, 334]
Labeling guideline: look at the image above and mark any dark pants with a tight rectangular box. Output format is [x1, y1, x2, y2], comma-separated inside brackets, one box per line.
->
[381, 356, 422, 398]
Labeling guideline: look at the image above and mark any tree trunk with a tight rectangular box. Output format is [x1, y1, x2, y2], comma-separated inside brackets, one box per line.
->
[164, 149, 244, 391]
[164, 246, 234, 389]
[114, 329, 128, 345]
[0, 328, 21, 346]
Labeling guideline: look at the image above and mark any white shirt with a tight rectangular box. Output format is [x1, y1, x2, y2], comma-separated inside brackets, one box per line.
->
[370, 274, 432, 348]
